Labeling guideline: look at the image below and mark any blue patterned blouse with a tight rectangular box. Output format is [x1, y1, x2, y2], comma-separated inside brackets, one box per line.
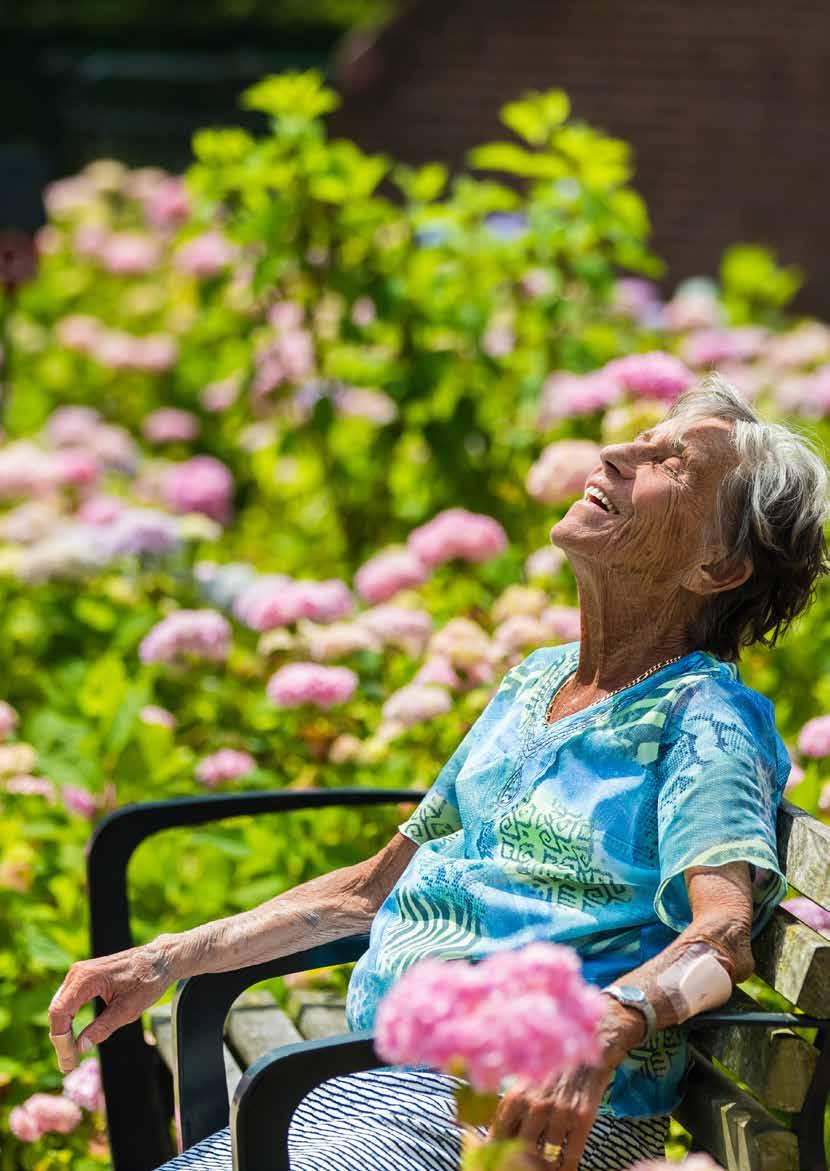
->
[345, 641, 791, 1119]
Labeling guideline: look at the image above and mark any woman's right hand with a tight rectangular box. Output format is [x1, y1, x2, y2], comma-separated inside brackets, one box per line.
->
[48, 940, 175, 1073]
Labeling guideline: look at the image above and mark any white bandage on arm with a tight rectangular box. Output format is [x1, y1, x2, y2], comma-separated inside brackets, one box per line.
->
[654, 940, 735, 1021]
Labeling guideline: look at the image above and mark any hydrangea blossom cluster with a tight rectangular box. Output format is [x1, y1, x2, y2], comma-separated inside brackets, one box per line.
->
[233, 576, 353, 631]
[525, 439, 601, 505]
[354, 547, 431, 604]
[355, 605, 433, 657]
[56, 315, 179, 373]
[62, 1056, 105, 1113]
[375, 942, 606, 1092]
[173, 230, 237, 277]
[602, 351, 694, 401]
[0, 700, 19, 739]
[9, 1093, 83, 1141]
[797, 713, 830, 758]
[266, 662, 358, 709]
[139, 705, 177, 729]
[62, 784, 98, 818]
[195, 748, 257, 786]
[142, 408, 201, 444]
[407, 508, 508, 568]
[138, 609, 231, 665]
[381, 683, 454, 728]
[163, 455, 234, 524]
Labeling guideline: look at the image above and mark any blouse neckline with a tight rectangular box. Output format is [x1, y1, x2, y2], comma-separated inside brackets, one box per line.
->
[525, 643, 720, 749]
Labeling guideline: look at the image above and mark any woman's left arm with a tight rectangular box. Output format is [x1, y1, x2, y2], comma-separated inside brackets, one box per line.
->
[489, 859, 754, 1169]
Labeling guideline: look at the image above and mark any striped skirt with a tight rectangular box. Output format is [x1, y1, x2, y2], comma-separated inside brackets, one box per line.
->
[157, 1066, 670, 1170]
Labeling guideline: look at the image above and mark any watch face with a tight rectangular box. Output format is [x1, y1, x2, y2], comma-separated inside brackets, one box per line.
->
[616, 983, 647, 1003]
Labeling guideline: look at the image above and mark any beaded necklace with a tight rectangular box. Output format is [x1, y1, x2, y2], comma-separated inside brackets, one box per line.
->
[545, 651, 686, 725]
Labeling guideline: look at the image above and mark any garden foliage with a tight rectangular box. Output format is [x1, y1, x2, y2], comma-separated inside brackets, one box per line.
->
[0, 72, 828, 1166]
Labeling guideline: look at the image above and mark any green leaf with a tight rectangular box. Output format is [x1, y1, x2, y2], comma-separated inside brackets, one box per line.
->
[241, 71, 340, 121]
[454, 1082, 501, 1127]
[467, 143, 566, 180]
[191, 127, 256, 167]
[78, 656, 128, 720]
[23, 924, 74, 971]
[501, 89, 570, 144]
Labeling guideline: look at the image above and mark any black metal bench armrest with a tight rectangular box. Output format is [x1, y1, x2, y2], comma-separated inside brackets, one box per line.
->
[231, 1030, 382, 1171]
[85, 788, 423, 1171]
[172, 935, 371, 1151]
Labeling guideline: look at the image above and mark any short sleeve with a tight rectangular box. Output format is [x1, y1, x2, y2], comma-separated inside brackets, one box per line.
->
[653, 678, 788, 937]
[397, 646, 564, 845]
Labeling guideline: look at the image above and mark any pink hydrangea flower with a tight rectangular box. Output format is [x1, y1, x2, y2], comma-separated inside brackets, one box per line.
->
[482, 324, 516, 358]
[142, 408, 200, 444]
[407, 508, 507, 568]
[356, 605, 433, 656]
[62, 784, 98, 818]
[302, 621, 381, 661]
[662, 281, 723, 332]
[164, 456, 234, 524]
[541, 605, 581, 643]
[200, 374, 241, 413]
[0, 700, 19, 739]
[782, 896, 830, 937]
[5, 775, 57, 803]
[334, 386, 398, 425]
[819, 780, 830, 816]
[375, 942, 606, 1092]
[143, 176, 190, 230]
[351, 297, 377, 327]
[797, 713, 830, 758]
[63, 1056, 105, 1113]
[46, 405, 102, 446]
[139, 609, 231, 665]
[766, 322, 830, 369]
[680, 327, 767, 367]
[429, 618, 492, 670]
[603, 351, 694, 402]
[524, 545, 566, 580]
[381, 683, 454, 727]
[50, 448, 99, 488]
[174, 231, 236, 277]
[525, 439, 601, 505]
[538, 371, 623, 424]
[355, 548, 430, 603]
[411, 655, 461, 689]
[56, 315, 104, 354]
[610, 278, 663, 323]
[77, 494, 126, 525]
[266, 663, 358, 710]
[195, 748, 257, 786]
[9, 1093, 82, 1139]
[234, 578, 353, 631]
[139, 705, 177, 730]
[99, 232, 161, 275]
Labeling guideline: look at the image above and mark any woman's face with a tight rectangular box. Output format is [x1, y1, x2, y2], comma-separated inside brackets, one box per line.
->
[550, 415, 743, 585]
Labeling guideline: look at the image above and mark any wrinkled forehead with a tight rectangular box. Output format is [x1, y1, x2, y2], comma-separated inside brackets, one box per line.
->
[655, 415, 736, 466]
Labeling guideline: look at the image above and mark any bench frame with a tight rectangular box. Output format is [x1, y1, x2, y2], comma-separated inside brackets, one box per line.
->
[87, 791, 830, 1171]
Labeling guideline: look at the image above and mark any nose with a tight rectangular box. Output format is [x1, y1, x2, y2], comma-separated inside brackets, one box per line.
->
[598, 442, 633, 481]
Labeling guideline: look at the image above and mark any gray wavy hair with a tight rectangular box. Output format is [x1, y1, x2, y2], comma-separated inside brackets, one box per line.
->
[661, 372, 830, 662]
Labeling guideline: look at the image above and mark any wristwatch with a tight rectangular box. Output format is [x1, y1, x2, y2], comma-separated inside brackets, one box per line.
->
[601, 983, 657, 1044]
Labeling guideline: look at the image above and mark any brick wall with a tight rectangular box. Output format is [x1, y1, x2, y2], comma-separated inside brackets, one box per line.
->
[332, 0, 830, 313]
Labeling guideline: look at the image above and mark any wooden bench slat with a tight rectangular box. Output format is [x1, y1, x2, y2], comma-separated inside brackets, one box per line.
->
[289, 991, 350, 1041]
[148, 1002, 243, 1104]
[225, 988, 303, 1067]
[777, 800, 830, 911]
[674, 1045, 798, 1171]
[752, 905, 830, 1016]
[688, 987, 818, 1111]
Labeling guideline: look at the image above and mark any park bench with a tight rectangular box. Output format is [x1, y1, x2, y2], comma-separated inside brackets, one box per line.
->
[86, 789, 830, 1171]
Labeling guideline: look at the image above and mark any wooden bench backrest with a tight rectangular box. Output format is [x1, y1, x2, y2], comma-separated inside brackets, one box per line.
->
[674, 799, 829, 1171]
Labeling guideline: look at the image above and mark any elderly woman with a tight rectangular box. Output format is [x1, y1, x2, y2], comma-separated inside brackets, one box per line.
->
[51, 375, 829, 1171]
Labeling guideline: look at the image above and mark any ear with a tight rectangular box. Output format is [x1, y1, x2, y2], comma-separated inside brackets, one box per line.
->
[681, 547, 753, 597]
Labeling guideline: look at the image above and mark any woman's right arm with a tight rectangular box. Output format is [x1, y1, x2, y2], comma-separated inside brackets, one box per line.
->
[49, 831, 418, 1070]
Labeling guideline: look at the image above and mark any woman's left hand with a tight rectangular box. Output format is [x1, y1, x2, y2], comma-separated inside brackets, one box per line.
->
[487, 1061, 616, 1170]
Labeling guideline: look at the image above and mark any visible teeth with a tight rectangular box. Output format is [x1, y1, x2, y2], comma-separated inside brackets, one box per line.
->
[585, 486, 617, 513]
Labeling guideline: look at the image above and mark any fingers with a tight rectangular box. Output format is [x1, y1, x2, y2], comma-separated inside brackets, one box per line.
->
[50, 1027, 80, 1074]
[75, 997, 141, 1055]
[488, 1088, 525, 1140]
[49, 963, 103, 1036]
[549, 1109, 593, 1171]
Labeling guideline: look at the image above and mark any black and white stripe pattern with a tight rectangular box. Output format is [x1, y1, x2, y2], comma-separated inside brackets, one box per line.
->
[156, 1067, 670, 1170]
